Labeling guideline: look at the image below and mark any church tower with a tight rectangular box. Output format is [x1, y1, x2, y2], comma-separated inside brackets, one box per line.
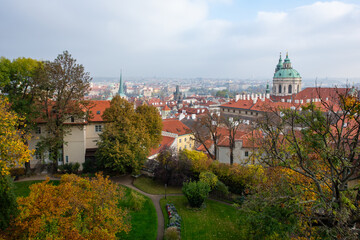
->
[272, 52, 302, 96]
[118, 71, 126, 98]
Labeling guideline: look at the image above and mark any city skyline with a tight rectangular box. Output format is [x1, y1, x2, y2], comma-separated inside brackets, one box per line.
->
[1, 0, 360, 79]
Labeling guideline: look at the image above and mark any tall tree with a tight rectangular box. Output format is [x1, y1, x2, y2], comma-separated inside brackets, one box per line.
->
[0, 57, 43, 172]
[222, 116, 243, 165]
[191, 112, 222, 159]
[257, 89, 360, 238]
[36, 51, 91, 172]
[96, 96, 162, 174]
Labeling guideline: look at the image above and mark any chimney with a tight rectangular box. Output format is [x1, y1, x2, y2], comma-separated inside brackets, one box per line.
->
[247, 94, 250, 100]
[253, 98, 258, 104]
[295, 100, 299, 103]
[307, 99, 311, 103]
[266, 93, 270, 99]
[235, 94, 240, 102]
[300, 99, 303, 104]
[281, 99, 285, 102]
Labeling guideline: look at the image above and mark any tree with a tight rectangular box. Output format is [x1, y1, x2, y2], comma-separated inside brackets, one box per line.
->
[0, 96, 32, 176]
[136, 104, 163, 148]
[36, 51, 91, 172]
[222, 116, 243, 165]
[96, 96, 162, 174]
[0, 57, 43, 172]
[191, 112, 222, 160]
[0, 97, 32, 231]
[7, 173, 130, 240]
[257, 89, 360, 238]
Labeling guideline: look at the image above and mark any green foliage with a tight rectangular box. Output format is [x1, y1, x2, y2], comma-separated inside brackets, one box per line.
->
[96, 96, 162, 174]
[210, 162, 265, 194]
[238, 177, 300, 240]
[213, 180, 229, 198]
[154, 147, 193, 186]
[182, 181, 210, 208]
[0, 175, 17, 230]
[128, 191, 146, 211]
[181, 149, 212, 176]
[58, 163, 80, 174]
[199, 171, 218, 190]
[164, 227, 180, 240]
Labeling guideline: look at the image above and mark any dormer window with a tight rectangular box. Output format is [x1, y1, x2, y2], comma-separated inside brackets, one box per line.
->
[70, 116, 74, 123]
[96, 111, 101, 115]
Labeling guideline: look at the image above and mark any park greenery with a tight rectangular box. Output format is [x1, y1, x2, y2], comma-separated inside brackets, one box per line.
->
[96, 95, 162, 174]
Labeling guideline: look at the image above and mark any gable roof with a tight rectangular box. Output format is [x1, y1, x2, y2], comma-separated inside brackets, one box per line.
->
[162, 119, 192, 136]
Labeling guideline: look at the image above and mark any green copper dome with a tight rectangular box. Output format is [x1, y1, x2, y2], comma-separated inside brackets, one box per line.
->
[274, 68, 301, 78]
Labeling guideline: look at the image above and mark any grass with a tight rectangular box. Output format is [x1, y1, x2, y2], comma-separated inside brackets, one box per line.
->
[117, 186, 157, 240]
[13, 180, 60, 198]
[133, 176, 182, 195]
[13, 180, 157, 240]
[160, 196, 242, 240]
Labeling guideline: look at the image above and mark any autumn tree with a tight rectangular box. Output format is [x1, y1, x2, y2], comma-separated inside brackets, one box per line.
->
[0, 57, 43, 172]
[191, 112, 222, 160]
[0, 97, 32, 231]
[96, 96, 162, 174]
[257, 89, 360, 238]
[7, 173, 130, 240]
[36, 51, 91, 172]
[222, 116, 243, 165]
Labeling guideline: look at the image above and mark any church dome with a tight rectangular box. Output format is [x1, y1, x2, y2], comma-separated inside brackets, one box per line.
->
[274, 68, 301, 78]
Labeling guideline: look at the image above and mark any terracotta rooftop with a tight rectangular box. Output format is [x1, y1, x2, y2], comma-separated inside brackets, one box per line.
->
[162, 119, 192, 136]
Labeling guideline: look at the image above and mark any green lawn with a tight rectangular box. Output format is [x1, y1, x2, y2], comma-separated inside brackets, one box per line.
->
[13, 180, 60, 198]
[160, 196, 242, 240]
[117, 186, 157, 240]
[133, 176, 182, 195]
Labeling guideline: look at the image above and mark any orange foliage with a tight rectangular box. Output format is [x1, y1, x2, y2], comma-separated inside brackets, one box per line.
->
[11, 173, 130, 240]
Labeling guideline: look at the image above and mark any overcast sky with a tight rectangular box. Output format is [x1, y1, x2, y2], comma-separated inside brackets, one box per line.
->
[1, 0, 359, 79]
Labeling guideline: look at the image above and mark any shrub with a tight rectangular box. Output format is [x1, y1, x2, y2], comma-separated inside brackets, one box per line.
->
[210, 162, 266, 194]
[0, 175, 17, 230]
[180, 149, 211, 176]
[82, 157, 99, 173]
[10, 173, 130, 239]
[154, 147, 193, 186]
[182, 181, 210, 208]
[9, 168, 26, 177]
[213, 180, 229, 198]
[199, 171, 218, 190]
[128, 190, 145, 211]
[58, 162, 80, 174]
[164, 226, 180, 240]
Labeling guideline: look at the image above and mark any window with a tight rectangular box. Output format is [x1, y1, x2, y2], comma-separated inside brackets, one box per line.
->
[245, 111, 247, 115]
[184, 138, 187, 142]
[279, 84, 282, 93]
[36, 127, 41, 134]
[66, 156, 69, 163]
[245, 151, 249, 157]
[233, 109, 235, 113]
[179, 147, 182, 151]
[288, 85, 292, 94]
[179, 139, 182, 143]
[251, 112, 253, 115]
[184, 145, 187, 149]
[189, 144, 192, 148]
[95, 125, 102, 132]
[70, 116, 74, 122]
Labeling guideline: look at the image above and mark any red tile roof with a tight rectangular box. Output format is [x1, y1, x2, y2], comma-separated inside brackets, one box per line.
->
[148, 136, 176, 157]
[88, 100, 111, 122]
[162, 119, 192, 136]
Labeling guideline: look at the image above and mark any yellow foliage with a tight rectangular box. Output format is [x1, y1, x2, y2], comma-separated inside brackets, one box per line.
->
[0, 97, 33, 176]
[182, 149, 212, 174]
[11, 173, 130, 240]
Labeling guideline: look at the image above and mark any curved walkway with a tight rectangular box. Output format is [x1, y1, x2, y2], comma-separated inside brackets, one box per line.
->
[111, 175, 183, 240]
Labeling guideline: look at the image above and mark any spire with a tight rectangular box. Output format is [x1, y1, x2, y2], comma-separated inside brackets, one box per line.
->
[275, 52, 283, 72]
[266, 82, 270, 94]
[118, 70, 126, 98]
[283, 52, 292, 69]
